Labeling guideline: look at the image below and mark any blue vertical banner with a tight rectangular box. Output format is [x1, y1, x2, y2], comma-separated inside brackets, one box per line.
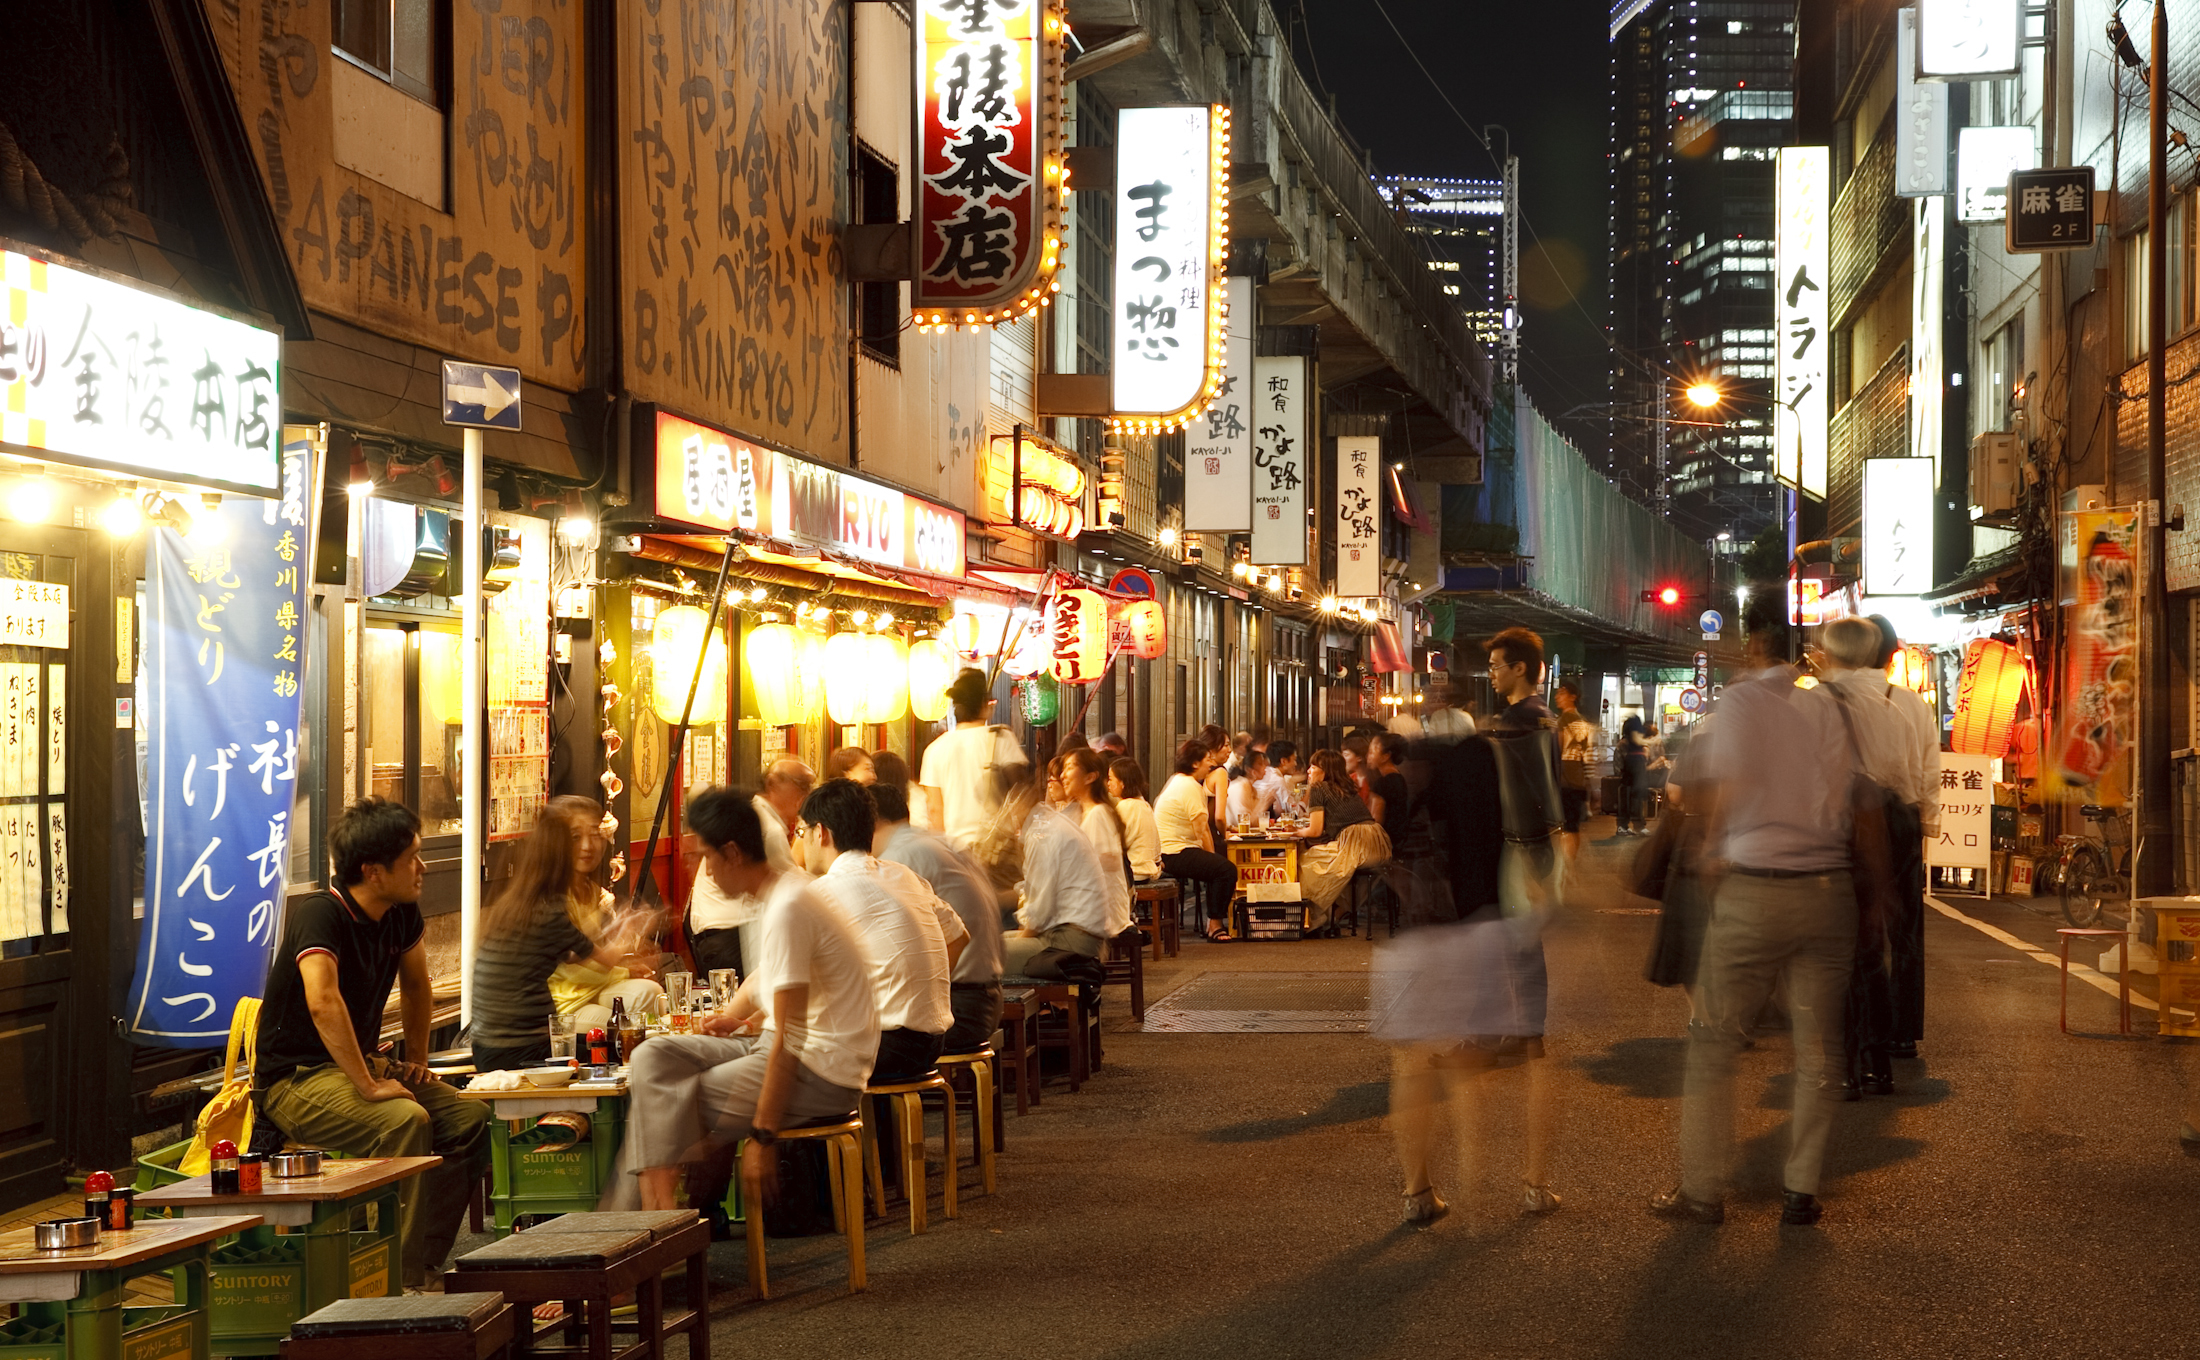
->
[126, 439, 311, 1046]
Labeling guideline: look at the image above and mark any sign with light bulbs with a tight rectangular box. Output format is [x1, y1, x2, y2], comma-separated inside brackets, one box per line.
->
[1110, 105, 1232, 432]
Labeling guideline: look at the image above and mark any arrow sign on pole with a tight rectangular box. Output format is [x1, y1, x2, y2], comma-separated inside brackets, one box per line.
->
[441, 360, 523, 431]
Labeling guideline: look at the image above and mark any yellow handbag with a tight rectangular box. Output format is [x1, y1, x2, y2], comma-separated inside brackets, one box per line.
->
[180, 998, 260, 1176]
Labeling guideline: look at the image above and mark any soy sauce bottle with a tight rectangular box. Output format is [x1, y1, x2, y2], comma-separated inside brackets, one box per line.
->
[83, 1169, 113, 1225]
[210, 1139, 241, 1194]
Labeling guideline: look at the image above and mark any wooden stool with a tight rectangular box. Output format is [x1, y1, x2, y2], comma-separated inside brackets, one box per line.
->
[860, 1072, 958, 1233]
[999, 991, 1041, 1115]
[935, 1046, 998, 1196]
[742, 1114, 865, 1297]
[443, 1218, 709, 1360]
[1133, 880, 1180, 958]
[2056, 927, 2132, 1034]
[1017, 982, 1100, 1092]
[283, 1292, 514, 1360]
[1101, 925, 1147, 1021]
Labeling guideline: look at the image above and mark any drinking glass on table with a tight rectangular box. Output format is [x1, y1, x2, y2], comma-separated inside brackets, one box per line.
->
[664, 972, 692, 1032]
[547, 1012, 576, 1061]
[708, 968, 740, 1011]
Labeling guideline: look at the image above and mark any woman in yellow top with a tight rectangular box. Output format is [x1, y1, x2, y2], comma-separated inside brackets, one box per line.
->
[539, 807, 663, 1035]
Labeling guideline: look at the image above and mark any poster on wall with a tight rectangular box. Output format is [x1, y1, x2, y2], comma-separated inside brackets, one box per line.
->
[1184, 275, 1255, 531]
[1335, 435, 1382, 598]
[2044, 507, 2137, 805]
[1249, 355, 1308, 565]
[125, 441, 312, 1046]
[486, 516, 551, 841]
[1926, 753, 1994, 869]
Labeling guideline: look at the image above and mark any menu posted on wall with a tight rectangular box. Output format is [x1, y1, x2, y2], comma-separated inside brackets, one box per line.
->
[486, 515, 551, 841]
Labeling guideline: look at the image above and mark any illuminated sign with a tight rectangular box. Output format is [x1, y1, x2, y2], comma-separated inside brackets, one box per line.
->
[1917, 0, 2021, 79]
[997, 424, 1085, 540]
[1249, 355, 1307, 565]
[1956, 126, 2039, 223]
[1183, 274, 1254, 530]
[1110, 105, 1232, 432]
[1912, 195, 1945, 474]
[1863, 457, 1936, 595]
[1335, 436, 1382, 598]
[1895, 9, 1949, 196]
[911, 0, 1067, 326]
[0, 246, 282, 496]
[1775, 147, 1830, 499]
[653, 411, 965, 578]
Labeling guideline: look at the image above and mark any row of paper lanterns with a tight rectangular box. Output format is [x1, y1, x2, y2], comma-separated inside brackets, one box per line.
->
[997, 588, 1168, 683]
[745, 624, 962, 727]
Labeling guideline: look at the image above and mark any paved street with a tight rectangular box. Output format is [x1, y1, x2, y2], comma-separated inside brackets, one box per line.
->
[592, 822, 2199, 1359]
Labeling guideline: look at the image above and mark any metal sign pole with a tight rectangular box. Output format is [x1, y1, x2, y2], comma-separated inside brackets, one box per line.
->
[460, 423, 483, 1028]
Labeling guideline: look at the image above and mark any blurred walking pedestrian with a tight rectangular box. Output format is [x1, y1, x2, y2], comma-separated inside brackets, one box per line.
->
[1554, 682, 1597, 860]
[1617, 713, 1652, 835]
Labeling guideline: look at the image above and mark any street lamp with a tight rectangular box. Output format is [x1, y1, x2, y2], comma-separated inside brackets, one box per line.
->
[1686, 382, 1723, 409]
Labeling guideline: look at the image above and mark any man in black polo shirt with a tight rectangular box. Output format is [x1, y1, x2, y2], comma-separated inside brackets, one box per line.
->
[255, 798, 488, 1289]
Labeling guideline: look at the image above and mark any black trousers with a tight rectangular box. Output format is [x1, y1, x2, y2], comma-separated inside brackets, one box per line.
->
[470, 1038, 548, 1075]
[945, 983, 1003, 1054]
[873, 1026, 947, 1084]
[1162, 847, 1238, 923]
[688, 927, 745, 981]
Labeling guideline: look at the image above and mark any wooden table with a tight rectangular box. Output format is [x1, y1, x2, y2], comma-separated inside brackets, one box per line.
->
[454, 1079, 629, 1235]
[137, 1157, 437, 1356]
[1226, 832, 1305, 937]
[0, 1212, 262, 1360]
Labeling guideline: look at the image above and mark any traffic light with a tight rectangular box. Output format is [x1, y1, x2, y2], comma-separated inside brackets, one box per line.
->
[1641, 585, 1684, 607]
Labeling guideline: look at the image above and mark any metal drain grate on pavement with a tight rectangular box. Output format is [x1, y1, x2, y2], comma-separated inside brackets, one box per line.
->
[1142, 971, 1398, 1033]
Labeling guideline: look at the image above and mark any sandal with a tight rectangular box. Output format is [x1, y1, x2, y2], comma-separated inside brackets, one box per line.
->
[1204, 925, 1232, 943]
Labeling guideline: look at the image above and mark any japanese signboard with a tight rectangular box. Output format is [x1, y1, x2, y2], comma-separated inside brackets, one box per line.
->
[911, 0, 1066, 322]
[1926, 754, 1995, 869]
[1774, 147, 1830, 499]
[1184, 275, 1255, 531]
[1863, 458, 1936, 594]
[1249, 356, 1308, 565]
[0, 583, 67, 650]
[2045, 507, 2137, 805]
[1916, 0, 2022, 79]
[126, 439, 312, 1045]
[486, 515, 550, 841]
[1335, 435, 1382, 598]
[1912, 195, 1946, 472]
[653, 411, 966, 578]
[0, 246, 281, 496]
[1111, 105, 1231, 430]
[2006, 167, 2096, 252]
[1956, 126, 2038, 223]
[1895, 10, 1950, 196]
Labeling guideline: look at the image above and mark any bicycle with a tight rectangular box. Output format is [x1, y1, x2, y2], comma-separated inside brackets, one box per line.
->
[2056, 803, 2132, 928]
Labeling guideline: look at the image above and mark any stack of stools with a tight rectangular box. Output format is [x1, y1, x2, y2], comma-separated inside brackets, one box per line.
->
[283, 1293, 514, 1360]
[442, 1210, 708, 1360]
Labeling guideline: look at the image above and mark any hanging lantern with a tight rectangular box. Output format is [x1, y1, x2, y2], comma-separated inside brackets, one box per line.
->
[824, 632, 870, 725]
[1051, 587, 1109, 685]
[648, 605, 728, 724]
[787, 627, 829, 722]
[746, 622, 801, 726]
[1002, 612, 1050, 677]
[1019, 673, 1060, 725]
[1951, 638, 2025, 756]
[1123, 598, 1168, 659]
[1885, 643, 1936, 704]
[863, 634, 910, 723]
[909, 638, 955, 721]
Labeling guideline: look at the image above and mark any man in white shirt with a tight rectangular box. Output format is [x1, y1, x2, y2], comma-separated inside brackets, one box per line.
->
[615, 786, 879, 1213]
[1227, 748, 1278, 827]
[1261, 741, 1304, 820]
[799, 778, 967, 1083]
[874, 783, 1005, 1053]
[686, 760, 812, 982]
[1004, 792, 1117, 978]
[1156, 739, 1238, 941]
[919, 668, 1027, 850]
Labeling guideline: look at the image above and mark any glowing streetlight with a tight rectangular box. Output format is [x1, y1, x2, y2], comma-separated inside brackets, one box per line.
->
[1685, 382, 1723, 409]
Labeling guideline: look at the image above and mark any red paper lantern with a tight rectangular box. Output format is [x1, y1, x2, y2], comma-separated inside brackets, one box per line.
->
[1951, 638, 2024, 756]
[1051, 587, 1109, 684]
[1123, 598, 1167, 659]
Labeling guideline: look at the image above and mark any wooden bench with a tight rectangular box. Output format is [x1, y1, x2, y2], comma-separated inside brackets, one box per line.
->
[282, 1293, 515, 1360]
[443, 1213, 708, 1360]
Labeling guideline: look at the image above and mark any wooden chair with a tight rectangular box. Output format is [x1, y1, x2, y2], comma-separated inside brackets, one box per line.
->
[1132, 880, 1180, 958]
[442, 1216, 709, 1360]
[741, 1114, 867, 1297]
[934, 1046, 998, 1196]
[998, 990, 1041, 1115]
[1100, 926, 1147, 1021]
[1023, 983, 1101, 1093]
[860, 1071, 958, 1234]
[282, 1292, 514, 1360]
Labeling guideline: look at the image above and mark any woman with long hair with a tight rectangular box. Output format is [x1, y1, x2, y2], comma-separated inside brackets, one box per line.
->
[469, 797, 654, 1072]
[1106, 757, 1162, 882]
[1297, 748, 1392, 929]
[1061, 747, 1133, 939]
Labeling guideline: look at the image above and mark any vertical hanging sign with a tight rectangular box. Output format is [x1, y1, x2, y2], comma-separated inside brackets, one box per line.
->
[1775, 146, 1830, 499]
[1862, 457, 1937, 594]
[1895, 10, 1950, 196]
[126, 443, 312, 1046]
[1110, 104, 1232, 432]
[1184, 274, 1255, 531]
[1335, 436, 1382, 598]
[1250, 356, 1308, 564]
[1911, 194, 1946, 473]
[911, 0, 1067, 326]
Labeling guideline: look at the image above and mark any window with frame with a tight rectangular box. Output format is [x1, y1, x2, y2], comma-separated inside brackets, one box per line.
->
[334, 0, 443, 106]
[856, 143, 901, 366]
[361, 617, 465, 836]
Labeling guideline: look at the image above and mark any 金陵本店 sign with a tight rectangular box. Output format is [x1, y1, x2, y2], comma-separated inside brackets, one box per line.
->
[911, 0, 1066, 325]
[0, 245, 282, 496]
[1249, 355, 1308, 565]
[1927, 753, 1995, 870]
[1895, 10, 1949, 196]
[1956, 126, 2039, 223]
[1335, 435, 1382, 598]
[1916, 0, 2022, 79]
[1184, 274, 1254, 531]
[1863, 457, 1937, 595]
[2006, 166, 2096, 252]
[0, 582, 67, 649]
[1775, 147, 1830, 498]
[1110, 105, 1231, 431]
[653, 411, 966, 579]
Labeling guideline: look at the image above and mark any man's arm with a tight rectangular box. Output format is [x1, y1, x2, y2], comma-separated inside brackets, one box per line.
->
[298, 953, 409, 1101]
[394, 943, 440, 1085]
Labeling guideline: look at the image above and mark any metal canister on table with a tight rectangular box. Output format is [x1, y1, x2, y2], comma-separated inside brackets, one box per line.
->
[238, 1153, 265, 1195]
[104, 1186, 135, 1230]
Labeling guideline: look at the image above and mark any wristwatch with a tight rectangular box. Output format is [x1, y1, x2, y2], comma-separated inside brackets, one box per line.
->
[750, 1127, 779, 1147]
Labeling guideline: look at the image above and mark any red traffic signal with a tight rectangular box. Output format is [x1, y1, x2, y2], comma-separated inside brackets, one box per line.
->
[1641, 585, 1684, 607]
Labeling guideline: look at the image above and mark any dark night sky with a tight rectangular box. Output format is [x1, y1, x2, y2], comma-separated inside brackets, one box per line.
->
[1292, 0, 1614, 426]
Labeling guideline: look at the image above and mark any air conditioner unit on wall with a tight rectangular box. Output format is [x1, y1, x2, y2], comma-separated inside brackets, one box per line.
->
[1970, 431, 2021, 515]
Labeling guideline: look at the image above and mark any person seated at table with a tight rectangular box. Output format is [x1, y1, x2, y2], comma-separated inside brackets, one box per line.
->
[254, 798, 489, 1289]
[1263, 740, 1305, 820]
[1107, 757, 1163, 883]
[1001, 761, 1118, 978]
[872, 749, 931, 831]
[470, 797, 649, 1074]
[826, 746, 876, 784]
[613, 787, 879, 1213]
[1158, 739, 1239, 942]
[1061, 747, 1134, 942]
[799, 778, 967, 1084]
[1298, 748, 1393, 926]
[1227, 747, 1278, 828]
[681, 761, 813, 986]
[874, 781, 1003, 1053]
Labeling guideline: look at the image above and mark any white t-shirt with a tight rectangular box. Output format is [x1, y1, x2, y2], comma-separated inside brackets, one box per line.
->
[1154, 773, 1210, 854]
[920, 725, 1026, 850]
[686, 793, 798, 932]
[1016, 805, 1117, 939]
[747, 869, 879, 1091]
[1078, 803, 1135, 937]
[808, 854, 956, 1036]
[1227, 773, 1276, 826]
[1117, 797, 1162, 880]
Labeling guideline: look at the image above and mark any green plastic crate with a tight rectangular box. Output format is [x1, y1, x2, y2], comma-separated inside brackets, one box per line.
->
[0, 1306, 187, 1360]
[208, 1234, 305, 1345]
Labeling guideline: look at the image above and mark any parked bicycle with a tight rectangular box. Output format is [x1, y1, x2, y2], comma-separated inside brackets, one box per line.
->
[2056, 803, 2131, 928]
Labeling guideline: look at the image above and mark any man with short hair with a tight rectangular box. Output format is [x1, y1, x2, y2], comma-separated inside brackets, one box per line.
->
[1157, 739, 1238, 941]
[254, 798, 490, 1288]
[1262, 740, 1303, 819]
[1096, 732, 1128, 757]
[874, 782, 1003, 1052]
[686, 760, 814, 982]
[920, 668, 1027, 850]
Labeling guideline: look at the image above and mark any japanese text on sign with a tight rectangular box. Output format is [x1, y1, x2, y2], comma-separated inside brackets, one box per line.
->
[1112, 106, 1220, 418]
[1335, 435, 1382, 598]
[1774, 146, 1830, 498]
[0, 582, 68, 650]
[1927, 753, 1994, 869]
[1184, 275, 1255, 531]
[1249, 355, 1308, 565]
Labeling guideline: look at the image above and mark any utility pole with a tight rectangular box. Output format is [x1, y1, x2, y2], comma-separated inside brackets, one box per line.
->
[2142, 0, 2174, 896]
[1501, 154, 1520, 387]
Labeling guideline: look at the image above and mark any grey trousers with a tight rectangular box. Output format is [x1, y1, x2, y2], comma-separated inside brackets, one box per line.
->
[1681, 869, 1856, 1202]
[601, 1033, 861, 1209]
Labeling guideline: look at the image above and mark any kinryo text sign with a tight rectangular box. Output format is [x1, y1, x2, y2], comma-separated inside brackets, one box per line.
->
[1249, 356, 1309, 565]
[0, 245, 282, 496]
[1111, 105, 1232, 432]
[1183, 274, 1255, 531]
[1894, 10, 1950, 197]
[1774, 147, 1830, 499]
[1863, 457, 1937, 595]
[1335, 436, 1382, 598]
[1956, 126, 2039, 223]
[1916, 0, 2022, 79]
[1911, 196, 1946, 474]
[654, 411, 965, 578]
[911, 0, 1066, 326]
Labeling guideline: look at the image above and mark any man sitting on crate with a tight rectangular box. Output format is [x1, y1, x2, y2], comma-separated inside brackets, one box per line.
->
[254, 797, 491, 1290]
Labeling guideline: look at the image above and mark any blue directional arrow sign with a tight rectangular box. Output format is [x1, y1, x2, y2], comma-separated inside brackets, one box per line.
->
[1699, 609, 1724, 635]
[441, 360, 523, 431]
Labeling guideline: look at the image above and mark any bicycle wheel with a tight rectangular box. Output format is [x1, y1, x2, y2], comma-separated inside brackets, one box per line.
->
[2060, 845, 2113, 927]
